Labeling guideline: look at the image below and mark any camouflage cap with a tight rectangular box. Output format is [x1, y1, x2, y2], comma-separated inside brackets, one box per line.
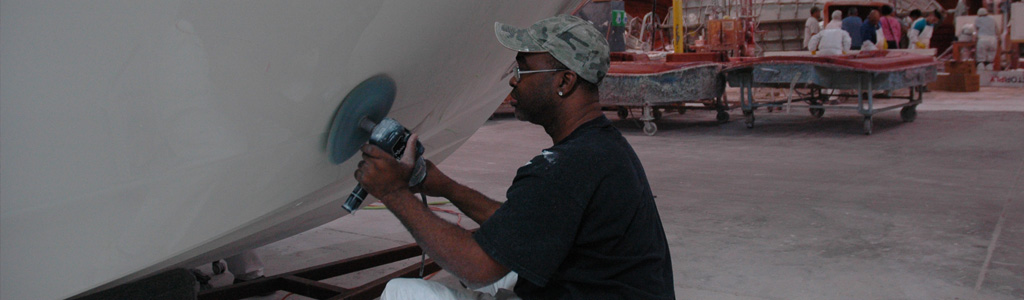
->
[495, 14, 610, 84]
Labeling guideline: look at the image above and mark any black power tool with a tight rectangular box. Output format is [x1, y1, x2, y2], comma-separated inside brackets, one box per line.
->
[342, 117, 426, 213]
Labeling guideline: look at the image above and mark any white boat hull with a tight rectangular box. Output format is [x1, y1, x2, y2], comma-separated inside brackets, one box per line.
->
[0, 1, 578, 298]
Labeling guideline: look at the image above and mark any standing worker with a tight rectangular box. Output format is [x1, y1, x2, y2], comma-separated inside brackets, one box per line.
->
[805, 6, 823, 50]
[902, 9, 923, 48]
[361, 15, 675, 300]
[974, 8, 1000, 70]
[842, 8, 863, 50]
[861, 10, 882, 50]
[878, 5, 902, 49]
[809, 10, 852, 55]
[909, 10, 943, 49]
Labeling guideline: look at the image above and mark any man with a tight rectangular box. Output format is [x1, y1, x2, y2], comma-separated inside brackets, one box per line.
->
[841, 8, 863, 50]
[810, 10, 852, 55]
[805, 6, 823, 50]
[861, 10, 881, 50]
[909, 10, 943, 49]
[879, 5, 902, 49]
[902, 9, 923, 48]
[358, 15, 674, 299]
[974, 8, 1000, 70]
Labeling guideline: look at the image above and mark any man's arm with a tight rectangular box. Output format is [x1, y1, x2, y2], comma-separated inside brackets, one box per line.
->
[808, 32, 821, 51]
[416, 161, 503, 225]
[353, 136, 509, 286]
[379, 188, 510, 287]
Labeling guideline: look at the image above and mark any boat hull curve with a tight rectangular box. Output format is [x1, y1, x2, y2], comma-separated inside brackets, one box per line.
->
[0, 1, 579, 298]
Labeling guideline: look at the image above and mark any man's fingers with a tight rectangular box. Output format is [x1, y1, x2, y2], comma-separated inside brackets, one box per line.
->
[361, 144, 389, 159]
[400, 134, 419, 165]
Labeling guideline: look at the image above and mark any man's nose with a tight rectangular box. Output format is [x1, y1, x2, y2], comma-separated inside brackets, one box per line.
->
[508, 75, 518, 88]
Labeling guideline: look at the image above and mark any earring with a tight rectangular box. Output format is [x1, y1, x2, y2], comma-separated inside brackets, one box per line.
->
[558, 91, 564, 96]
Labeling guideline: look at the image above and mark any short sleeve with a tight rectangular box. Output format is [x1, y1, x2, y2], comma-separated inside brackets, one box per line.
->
[473, 153, 588, 287]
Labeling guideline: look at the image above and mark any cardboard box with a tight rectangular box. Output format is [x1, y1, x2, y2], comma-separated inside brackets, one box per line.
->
[944, 61, 977, 75]
[929, 73, 980, 92]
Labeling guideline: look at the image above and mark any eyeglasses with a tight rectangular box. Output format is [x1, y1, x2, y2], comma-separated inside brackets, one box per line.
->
[514, 66, 569, 81]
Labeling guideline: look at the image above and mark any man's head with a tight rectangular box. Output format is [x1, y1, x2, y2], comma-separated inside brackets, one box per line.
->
[927, 9, 943, 24]
[881, 5, 894, 16]
[495, 15, 610, 124]
[978, 8, 988, 16]
[909, 9, 925, 19]
[831, 10, 843, 22]
[848, 8, 859, 18]
[868, 10, 881, 24]
[811, 6, 821, 19]
[910, 9, 922, 19]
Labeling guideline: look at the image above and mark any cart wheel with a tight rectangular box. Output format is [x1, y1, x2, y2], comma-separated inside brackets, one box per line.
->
[744, 112, 755, 129]
[863, 116, 873, 135]
[643, 122, 658, 136]
[652, 108, 663, 121]
[900, 106, 917, 122]
[810, 108, 825, 118]
[716, 110, 730, 123]
[617, 106, 629, 120]
[767, 106, 774, 113]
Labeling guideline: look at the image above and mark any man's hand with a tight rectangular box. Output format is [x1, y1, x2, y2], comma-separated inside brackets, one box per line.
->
[354, 134, 419, 201]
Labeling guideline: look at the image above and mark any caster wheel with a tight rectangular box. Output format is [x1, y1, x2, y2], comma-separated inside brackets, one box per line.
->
[744, 112, 755, 129]
[716, 110, 730, 123]
[810, 108, 825, 118]
[211, 260, 227, 275]
[900, 106, 917, 122]
[652, 108, 663, 121]
[617, 106, 629, 120]
[643, 122, 658, 136]
[767, 106, 774, 113]
[863, 117, 873, 135]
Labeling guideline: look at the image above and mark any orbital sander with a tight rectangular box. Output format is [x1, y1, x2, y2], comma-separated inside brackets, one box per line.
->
[325, 75, 426, 213]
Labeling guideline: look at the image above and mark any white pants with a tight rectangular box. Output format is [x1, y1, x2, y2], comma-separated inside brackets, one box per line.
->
[977, 36, 997, 63]
[224, 250, 264, 281]
[380, 271, 520, 300]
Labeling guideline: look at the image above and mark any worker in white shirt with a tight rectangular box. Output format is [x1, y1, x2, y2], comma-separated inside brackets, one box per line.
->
[974, 8, 1000, 70]
[908, 9, 943, 49]
[809, 10, 852, 55]
[804, 6, 823, 50]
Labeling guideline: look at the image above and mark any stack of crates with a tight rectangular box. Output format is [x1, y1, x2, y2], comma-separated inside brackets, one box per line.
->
[929, 61, 980, 92]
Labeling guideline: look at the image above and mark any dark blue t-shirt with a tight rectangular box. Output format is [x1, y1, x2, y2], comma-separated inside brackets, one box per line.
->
[474, 116, 674, 299]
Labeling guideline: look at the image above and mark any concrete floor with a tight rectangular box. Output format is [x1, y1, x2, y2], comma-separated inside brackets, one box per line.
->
[228, 87, 1023, 299]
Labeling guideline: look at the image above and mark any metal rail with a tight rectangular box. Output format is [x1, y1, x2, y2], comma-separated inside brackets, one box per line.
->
[197, 243, 441, 300]
[729, 65, 932, 135]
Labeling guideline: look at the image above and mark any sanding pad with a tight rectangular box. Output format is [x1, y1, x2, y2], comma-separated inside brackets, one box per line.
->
[326, 75, 396, 164]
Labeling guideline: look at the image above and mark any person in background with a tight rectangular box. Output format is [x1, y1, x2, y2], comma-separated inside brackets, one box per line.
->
[861, 10, 881, 50]
[842, 7, 863, 50]
[879, 5, 902, 49]
[805, 6, 823, 50]
[901, 9, 923, 48]
[809, 10, 852, 55]
[909, 10, 943, 49]
[974, 8, 1000, 70]
[908, 9, 923, 26]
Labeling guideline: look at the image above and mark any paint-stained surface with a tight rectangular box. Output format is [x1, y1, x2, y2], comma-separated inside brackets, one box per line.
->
[600, 63, 725, 105]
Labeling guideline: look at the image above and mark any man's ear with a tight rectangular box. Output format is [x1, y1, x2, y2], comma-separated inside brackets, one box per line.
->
[557, 71, 580, 97]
